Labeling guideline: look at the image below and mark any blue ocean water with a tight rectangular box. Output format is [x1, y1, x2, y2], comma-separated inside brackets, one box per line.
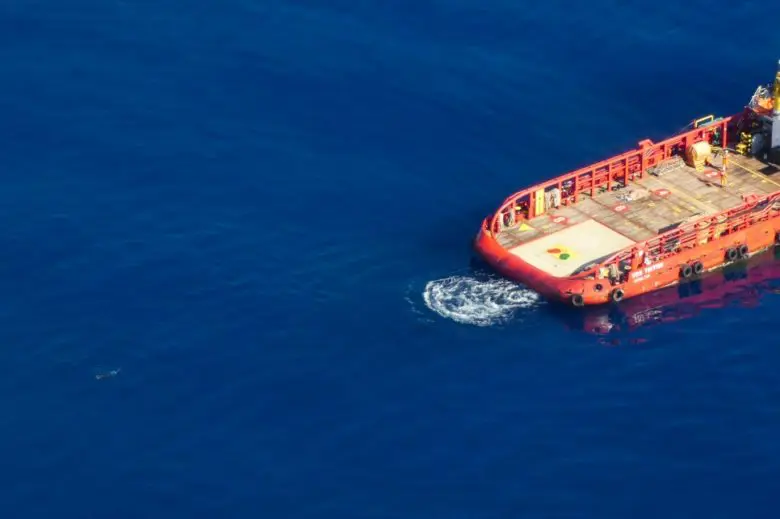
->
[2, 1, 780, 517]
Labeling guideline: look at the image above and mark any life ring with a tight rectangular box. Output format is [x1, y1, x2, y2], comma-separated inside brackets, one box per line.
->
[610, 288, 624, 303]
[680, 264, 693, 279]
[571, 294, 584, 307]
[726, 247, 738, 261]
[738, 243, 749, 258]
[692, 261, 704, 275]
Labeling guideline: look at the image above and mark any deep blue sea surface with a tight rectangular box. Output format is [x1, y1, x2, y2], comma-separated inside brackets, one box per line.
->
[2, 1, 780, 517]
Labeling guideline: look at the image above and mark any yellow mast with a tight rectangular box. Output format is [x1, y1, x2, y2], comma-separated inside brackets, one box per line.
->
[774, 59, 780, 115]
[773, 60, 780, 152]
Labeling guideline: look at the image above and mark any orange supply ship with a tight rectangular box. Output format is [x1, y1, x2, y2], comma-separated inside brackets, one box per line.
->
[474, 60, 780, 307]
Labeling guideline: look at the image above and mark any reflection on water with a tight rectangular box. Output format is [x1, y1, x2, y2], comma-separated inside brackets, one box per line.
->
[554, 246, 780, 336]
[468, 246, 780, 337]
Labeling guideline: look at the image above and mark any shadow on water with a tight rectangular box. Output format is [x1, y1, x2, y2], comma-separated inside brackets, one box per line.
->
[548, 246, 780, 336]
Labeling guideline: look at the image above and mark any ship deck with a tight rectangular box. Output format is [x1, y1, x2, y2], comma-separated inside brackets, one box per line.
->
[497, 152, 780, 277]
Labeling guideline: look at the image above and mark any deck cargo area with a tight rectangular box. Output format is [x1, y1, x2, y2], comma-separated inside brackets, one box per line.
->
[496, 153, 779, 277]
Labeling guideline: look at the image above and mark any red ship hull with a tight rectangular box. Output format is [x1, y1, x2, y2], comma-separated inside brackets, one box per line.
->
[474, 210, 779, 306]
[474, 67, 780, 307]
[566, 246, 780, 335]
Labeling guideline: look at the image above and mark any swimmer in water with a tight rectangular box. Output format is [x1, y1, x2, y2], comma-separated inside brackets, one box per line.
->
[95, 368, 121, 380]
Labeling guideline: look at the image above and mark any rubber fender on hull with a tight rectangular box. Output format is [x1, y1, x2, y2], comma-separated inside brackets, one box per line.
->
[738, 243, 749, 258]
[571, 293, 584, 307]
[693, 261, 704, 275]
[726, 247, 739, 261]
[680, 264, 693, 279]
[610, 288, 624, 303]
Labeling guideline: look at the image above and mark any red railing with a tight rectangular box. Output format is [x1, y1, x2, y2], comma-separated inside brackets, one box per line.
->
[488, 115, 734, 233]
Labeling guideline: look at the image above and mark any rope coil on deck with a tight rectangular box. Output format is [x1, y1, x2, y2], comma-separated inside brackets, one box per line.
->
[500, 209, 516, 230]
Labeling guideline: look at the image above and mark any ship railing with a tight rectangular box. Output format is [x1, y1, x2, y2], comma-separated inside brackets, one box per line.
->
[572, 190, 780, 280]
[487, 114, 734, 234]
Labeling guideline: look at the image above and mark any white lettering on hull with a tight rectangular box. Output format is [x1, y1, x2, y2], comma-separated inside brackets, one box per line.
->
[631, 262, 665, 283]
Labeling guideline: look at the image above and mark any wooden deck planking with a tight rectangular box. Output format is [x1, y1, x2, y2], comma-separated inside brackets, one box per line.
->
[728, 155, 780, 194]
[497, 205, 587, 248]
[594, 179, 702, 237]
[496, 151, 780, 251]
[642, 173, 720, 215]
[572, 197, 655, 242]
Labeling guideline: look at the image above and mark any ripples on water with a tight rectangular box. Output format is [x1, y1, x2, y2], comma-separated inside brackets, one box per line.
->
[421, 273, 541, 327]
[419, 248, 780, 341]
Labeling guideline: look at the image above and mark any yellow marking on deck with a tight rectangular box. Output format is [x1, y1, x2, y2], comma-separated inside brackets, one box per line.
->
[642, 192, 691, 217]
[518, 223, 533, 232]
[651, 193, 689, 215]
[652, 176, 719, 214]
[734, 161, 780, 190]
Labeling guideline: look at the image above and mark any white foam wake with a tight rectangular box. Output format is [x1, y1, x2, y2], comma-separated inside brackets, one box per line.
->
[422, 275, 541, 327]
